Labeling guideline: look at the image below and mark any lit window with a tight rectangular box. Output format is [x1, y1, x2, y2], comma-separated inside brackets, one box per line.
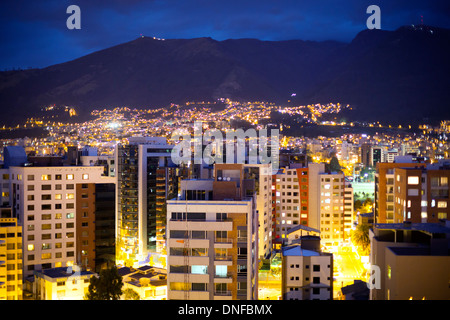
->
[407, 176, 419, 185]
[438, 212, 448, 219]
[192, 265, 208, 275]
[66, 174, 74, 180]
[66, 193, 74, 200]
[82, 174, 89, 180]
[214, 265, 226, 277]
[41, 174, 51, 181]
[437, 201, 447, 208]
[41, 253, 52, 260]
[55, 194, 62, 200]
[27, 244, 34, 251]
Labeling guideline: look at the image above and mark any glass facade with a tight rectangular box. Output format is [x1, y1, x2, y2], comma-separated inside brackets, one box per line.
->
[117, 142, 180, 265]
[117, 144, 139, 266]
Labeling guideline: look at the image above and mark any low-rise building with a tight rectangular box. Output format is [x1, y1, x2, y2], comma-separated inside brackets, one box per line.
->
[118, 265, 167, 300]
[33, 266, 96, 300]
[369, 221, 450, 300]
[281, 235, 333, 300]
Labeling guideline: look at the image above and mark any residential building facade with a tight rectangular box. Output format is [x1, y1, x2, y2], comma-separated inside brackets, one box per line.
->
[281, 235, 333, 300]
[166, 164, 259, 300]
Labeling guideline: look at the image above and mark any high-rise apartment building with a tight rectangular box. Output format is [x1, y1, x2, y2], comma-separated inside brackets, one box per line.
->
[3, 165, 115, 277]
[360, 143, 372, 168]
[166, 163, 259, 300]
[272, 163, 325, 246]
[115, 137, 181, 267]
[375, 160, 426, 224]
[0, 146, 116, 278]
[0, 211, 22, 300]
[319, 172, 353, 247]
[241, 164, 272, 260]
[393, 161, 450, 223]
[273, 166, 309, 242]
[272, 163, 352, 248]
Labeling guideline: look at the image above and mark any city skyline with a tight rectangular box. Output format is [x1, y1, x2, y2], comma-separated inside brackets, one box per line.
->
[0, 0, 450, 305]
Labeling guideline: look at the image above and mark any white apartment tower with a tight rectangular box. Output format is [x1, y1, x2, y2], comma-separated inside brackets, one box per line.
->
[0, 165, 114, 278]
[319, 172, 353, 247]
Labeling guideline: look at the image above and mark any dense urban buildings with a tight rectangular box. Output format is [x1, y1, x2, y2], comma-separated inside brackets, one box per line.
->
[0, 104, 449, 301]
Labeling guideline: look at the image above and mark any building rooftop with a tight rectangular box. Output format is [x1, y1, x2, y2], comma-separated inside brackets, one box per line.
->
[287, 224, 320, 235]
[281, 244, 320, 257]
[388, 246, 436, 256]
[374, 222, 450, 235]
[35, 267, 95, 280]
[118, 265, 167, 288]
[341, 280, 369, 300]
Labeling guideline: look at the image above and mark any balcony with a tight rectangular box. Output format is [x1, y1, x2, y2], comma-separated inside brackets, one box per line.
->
[237, 236, 248, 243]
[169, 290, 209, 300]
[214, 272, 233, 283]
[170, 220, 232, 231]
[214, 255, 233, 262]
[214, 290, 232, 299]
[214, 272, 232, 279]
[237, 254, 248, 261]
[214, 237, 233, 249]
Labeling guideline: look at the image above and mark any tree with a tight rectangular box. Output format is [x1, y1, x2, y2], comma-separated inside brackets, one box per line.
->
[327, 156, 342, 173]
[85, 266, 123, 300]
[123, 288, 140, 300]
[351, 223, 371, 255]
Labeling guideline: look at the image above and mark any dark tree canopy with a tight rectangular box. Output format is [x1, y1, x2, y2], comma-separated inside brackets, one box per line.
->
[85, 266, 123, 300]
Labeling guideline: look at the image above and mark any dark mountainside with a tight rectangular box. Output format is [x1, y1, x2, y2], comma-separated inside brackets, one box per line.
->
[0, 25, 449, 126]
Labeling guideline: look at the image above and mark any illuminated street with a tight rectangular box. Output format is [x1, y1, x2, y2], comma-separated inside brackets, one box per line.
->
[258, 270, 282, 300]
[331, 245, 369, 299]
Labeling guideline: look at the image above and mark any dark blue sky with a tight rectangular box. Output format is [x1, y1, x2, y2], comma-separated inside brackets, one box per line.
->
[1, 0, 449, 70]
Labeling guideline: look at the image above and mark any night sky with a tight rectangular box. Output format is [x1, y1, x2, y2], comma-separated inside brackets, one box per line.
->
[1, 0, 449, 70]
